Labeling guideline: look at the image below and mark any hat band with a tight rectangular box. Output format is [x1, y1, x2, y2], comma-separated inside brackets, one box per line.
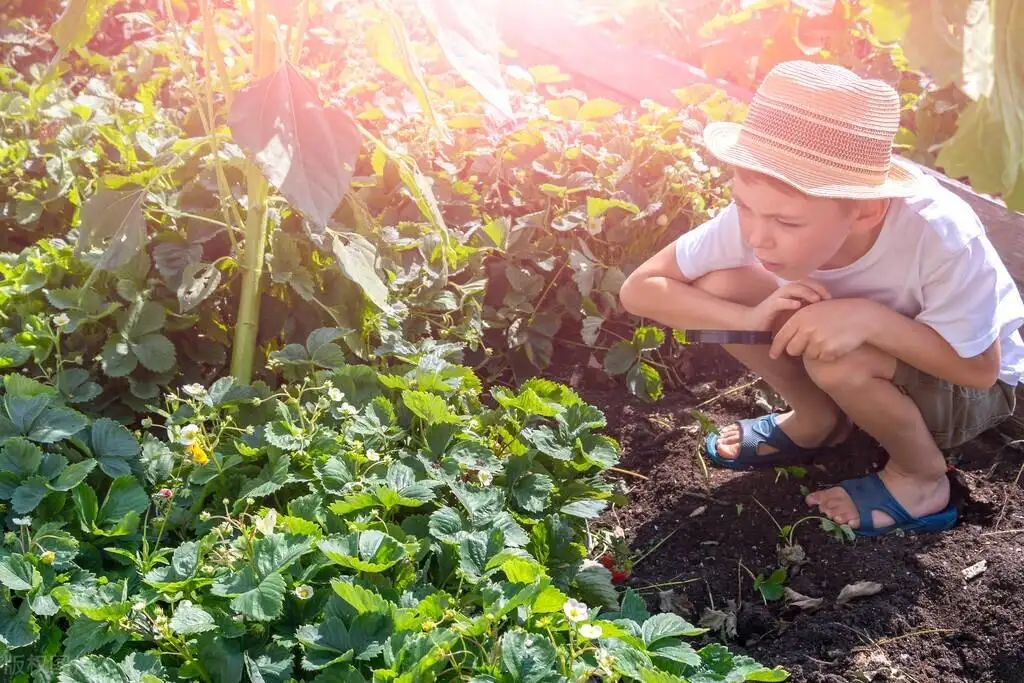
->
[737, 132, 892, 187]
[741, 100, 895, 174]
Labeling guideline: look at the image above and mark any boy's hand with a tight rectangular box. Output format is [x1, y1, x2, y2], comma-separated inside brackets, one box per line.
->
[769, 298, 880, 361]
[744, 281, 831, 332]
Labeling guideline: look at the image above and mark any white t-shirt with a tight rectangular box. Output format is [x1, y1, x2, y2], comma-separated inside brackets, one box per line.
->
[674, 175, 1024, 386]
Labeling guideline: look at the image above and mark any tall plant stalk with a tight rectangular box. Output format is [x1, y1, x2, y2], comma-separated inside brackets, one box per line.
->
[229, 0, 274, 383]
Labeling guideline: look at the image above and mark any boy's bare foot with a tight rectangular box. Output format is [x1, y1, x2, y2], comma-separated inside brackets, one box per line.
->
[805, 468, 950, 529]
[712, 410, 850, 460]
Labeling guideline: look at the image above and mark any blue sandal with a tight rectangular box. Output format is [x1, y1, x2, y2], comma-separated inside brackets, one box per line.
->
[837, 472, 959, 537]
[704, 412, 830, 470]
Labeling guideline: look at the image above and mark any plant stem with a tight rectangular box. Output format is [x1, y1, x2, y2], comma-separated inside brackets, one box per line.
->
[229, 0, 273, 383]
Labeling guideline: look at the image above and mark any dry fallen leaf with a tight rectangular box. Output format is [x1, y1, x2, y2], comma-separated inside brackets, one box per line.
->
[784, 587, 823, 612]
[699, 601, 738, 639]
[836, 580, 884, 605]
[962, 559, 987, 581]
[778, 542, 808, 572]
[657, 588, 693, 616]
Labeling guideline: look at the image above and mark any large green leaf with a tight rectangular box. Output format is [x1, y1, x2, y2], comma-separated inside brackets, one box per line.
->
[318, 531, 407, 573]
[0, 554, 39, 591]
[512, 473, 554, 513]
[642, 613, 706, 646]
[0, 600, 40, 649]
[331, 579, 394, 615]
[499, 629, 558, 683]
[57, 655, 130, 683]
[89, 418, 140, 477]
[130, 333, 176, 373]
[332, 234, 389, 311]
[402, 390, 458, 424]
[458, 528, 504, 582]
[228, 62, 361, 228]
[417, 0, 514, 119]
[295, 618, 356, 671]
[13, 476, 50, 514]
[77, 188, 147, 271]
[252, 533, 313, 578]
[213, 567, 287, 621]
[50, 0, 119, 52]
[169, 604, 217, 635]
[0, 438, 43, 477]
[243, 644, 295, 683]
[97, 476, 148, 531]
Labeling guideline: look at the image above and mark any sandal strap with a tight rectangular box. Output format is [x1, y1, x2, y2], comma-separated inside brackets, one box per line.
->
[738, 413, 804, 460]
[838, 472, 915, 532]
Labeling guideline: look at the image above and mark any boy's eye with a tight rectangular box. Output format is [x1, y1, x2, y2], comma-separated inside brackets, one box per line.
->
[776, 219, 802, 228]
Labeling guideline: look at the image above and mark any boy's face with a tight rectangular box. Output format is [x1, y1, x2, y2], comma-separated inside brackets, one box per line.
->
[731, 172, 860, 281]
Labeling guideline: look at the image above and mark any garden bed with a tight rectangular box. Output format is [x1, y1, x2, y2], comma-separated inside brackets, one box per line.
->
[546, 343, 1024, 683]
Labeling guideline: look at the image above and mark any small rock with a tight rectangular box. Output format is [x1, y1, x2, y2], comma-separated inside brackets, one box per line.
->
[962, 559, 987, 581]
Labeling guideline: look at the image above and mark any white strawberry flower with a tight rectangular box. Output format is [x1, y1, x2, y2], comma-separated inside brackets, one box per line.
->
[182, 383, 206, 398]
[328, 387, 344, 402]
[178, 424, 200, 446]
[563, 598, 588, 623]
[52, 313, 70, 327]
[579, 623, 602, 639]
[294, 585, 313, 600]
[478, 470, 493, 487]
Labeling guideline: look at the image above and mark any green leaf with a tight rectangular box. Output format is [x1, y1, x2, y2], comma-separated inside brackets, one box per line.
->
[0, 600, 40, 649]
[0, 438, 43, 477]
[730, 656, 790, 681]
[77, 188, 147, 271]
[332, 579, 394, 615]
[35, 526, 79, 569]
[13, 476, 50, 514]
[100, 338, 138, 377]
[627, 362, 663, 402]
[197, 634, 244, 683]
[607, 641, 654, 679]
[574, 563, 619, 610]
[89, 417, 140, 477]
[560, 499, 607, 519]
[643, 613, 706, 646]
[499, 629, 558, 683]
[458, 528, 504, 582]
[96, 476, 148, 529]
[169, 604, 217, 635]
[333, 234, 389, 311]
[295, 618, 356, 671]
[230, 570, 287, 621]
[31, 594, 60, 617]
[330, 492, 380, 516]
[318, 531, 407, 573]
[366, 10, 444, 135]
[402, 390, 458, 424]
[0, 342, 30, 369]
[632, 326, 665, 351]
[51, 0, 118, 52]
[239, 453, 291, 499]
[603, 341, 636, 376]
[0, 554, 39, 591]
[532, 585, 568, 613]
[428, 506, 467, 542]
[177, 262, 222, 313]
[587, 196, 640, 219]
[418, 0, 513, 118]
[244, 644, 295, 683]
[56, 369, 103, 404]
[130, 333, 176, 373]
[57, 655, 130, 683]
[228, 62, 360, 228]
[253, 533, 313, 578]
[524, 427, 573, 461]
[512, 473, 554, 513]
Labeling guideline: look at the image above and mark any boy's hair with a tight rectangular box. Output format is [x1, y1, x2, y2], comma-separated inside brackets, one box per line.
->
[732, 167, 859, 213]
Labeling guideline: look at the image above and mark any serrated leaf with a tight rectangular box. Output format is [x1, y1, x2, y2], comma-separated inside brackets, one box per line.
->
[318, 531, 407, 573]
[0, 599, 39, 649]
[51, 0, 118, 52]
[100, 338, 137, 377]
[578, 98, 623, 121]
[332, 579, 393, 615]
[366, 12, 443, 135]
[499, 629, 557, 683]
[130, 333, 176, 372]
[560, 499, 606, 519]
[253, 533, 313, 578]
[170, 604, 217, 635]
[642, 613, 706, 646]
[13, 476, 50, 513]
[0, 554, 38, 591]
[574, 563, 619, 610]
[402, 390, 458, 424]
[229, 62, 360, 228]
[418, 0, 513, 119]
[47, 458, 96, 492]
[0, 438, 43, 476]
[228, 570, 287, 621]
[604, 341, 636, 376]
[178, 262, 222, 312]
[332, 234, 389, 310]
[57, 655, 129, 683]
[98, 476, 149, 529]
[627, 362, 663, 402]
[587, 196, 638, 219]
[77, 187, 147, 271]
[512, 473, 554, 513]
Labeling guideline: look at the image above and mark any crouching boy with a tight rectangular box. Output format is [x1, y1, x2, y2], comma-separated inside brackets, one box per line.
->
[619, 60, 1024, 536]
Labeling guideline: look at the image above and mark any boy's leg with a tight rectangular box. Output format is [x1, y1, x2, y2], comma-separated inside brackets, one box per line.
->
[802, 346, 949, 529]
[691, 267, 847, 459]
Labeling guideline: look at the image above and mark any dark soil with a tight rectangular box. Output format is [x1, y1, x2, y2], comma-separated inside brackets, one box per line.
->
[550, 345, 1024, 683]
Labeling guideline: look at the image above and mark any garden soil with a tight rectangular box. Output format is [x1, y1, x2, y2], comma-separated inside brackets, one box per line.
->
[548, 345, 1024, 683]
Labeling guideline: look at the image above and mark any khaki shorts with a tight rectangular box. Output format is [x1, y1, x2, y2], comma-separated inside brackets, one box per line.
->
[892, 361, 1017, 450]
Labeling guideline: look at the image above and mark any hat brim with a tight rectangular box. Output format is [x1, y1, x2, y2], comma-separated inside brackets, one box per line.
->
[703, 121, 923, 199]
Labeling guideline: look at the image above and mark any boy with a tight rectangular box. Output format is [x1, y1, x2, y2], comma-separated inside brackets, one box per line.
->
[619, 60, 1024, 536]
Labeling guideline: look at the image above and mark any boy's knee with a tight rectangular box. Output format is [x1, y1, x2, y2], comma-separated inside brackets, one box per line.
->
[691, 267, 777, 307]
[803, 349, 875, 392]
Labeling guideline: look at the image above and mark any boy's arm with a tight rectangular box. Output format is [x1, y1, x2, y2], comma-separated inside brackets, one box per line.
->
[771, 297, 1001, 389]
[857, 300, 1000, 388]
[618, 241, 756, 330]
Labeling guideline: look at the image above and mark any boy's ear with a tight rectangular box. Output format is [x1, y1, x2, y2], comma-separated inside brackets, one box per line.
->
[849, 197, 890, 228]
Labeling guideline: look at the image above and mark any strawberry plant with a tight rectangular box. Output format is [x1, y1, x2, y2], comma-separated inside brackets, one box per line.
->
[0, 331, 788, 681]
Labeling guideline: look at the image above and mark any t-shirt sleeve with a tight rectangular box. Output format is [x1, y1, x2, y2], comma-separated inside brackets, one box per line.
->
[917, 235, 1024, 358]
[674, 203, 756, 280]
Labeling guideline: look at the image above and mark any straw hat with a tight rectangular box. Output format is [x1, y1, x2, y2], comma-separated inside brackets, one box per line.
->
[703, 60, 923, 199]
